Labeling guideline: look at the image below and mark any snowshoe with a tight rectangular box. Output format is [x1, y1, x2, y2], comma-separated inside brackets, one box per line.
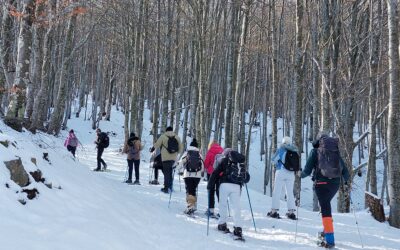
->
[160, 187, 169, 193]
[205, 210, 219, 219]
[318, 240, 335, 249]
[233, 227, 245, 241]
[125, 179, 133, 184]
[93, 168, 101, 172]
[217, 223, 231, 234]
[149, 180, 160, 185]
[184, 208, 195, 216]
[132, 180, 141, 185]
[267, 211, 281, 219]
[286, 212, 297, 220]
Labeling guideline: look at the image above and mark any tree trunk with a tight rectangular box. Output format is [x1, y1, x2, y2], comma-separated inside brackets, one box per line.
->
[387, 0, 400, 229]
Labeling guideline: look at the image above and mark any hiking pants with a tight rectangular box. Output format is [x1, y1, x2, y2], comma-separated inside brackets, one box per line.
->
[97, 147, 106, 169]
[184, 177, 201, 196]
[67, 145, 76, 157]
[315, 181, 339, 245]
[127, 159, 140, 181]
[207, 173, 220, 209]
[162, 160, 175, 190]
[271, 168, 296, 212]
[218, 183, 242, 227]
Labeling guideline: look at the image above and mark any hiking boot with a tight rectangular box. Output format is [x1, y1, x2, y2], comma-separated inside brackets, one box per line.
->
[217, 223, 230, 233]
[184, 207, 195, 215]
[267, 211, 280, 219]
[319, 241, 335, 249]
[125, 179, 132, 184]
[205, 209, 215, 216]
[160, 187, 169, 193]
[233, 227, 243, 238]
[93, 168, 101, 171]
[150, 180, 160, 185]
[133, 180, 140, 185]
[286, 212, 297, 220]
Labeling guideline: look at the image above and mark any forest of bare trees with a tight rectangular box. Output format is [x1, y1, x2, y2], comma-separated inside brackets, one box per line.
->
[0, 0, 399, 228]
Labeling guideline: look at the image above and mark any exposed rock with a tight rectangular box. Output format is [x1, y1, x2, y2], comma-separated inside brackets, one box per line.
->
[22, 188, 39, 200]
[4, 158, 30, 187]
[3, 117, 23, 132]
[30, 157, 37, 166]
[0, 140, 9, 148]
[29, 170, 45, 183]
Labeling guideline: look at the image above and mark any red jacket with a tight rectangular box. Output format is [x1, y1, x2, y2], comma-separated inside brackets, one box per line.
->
[204, 143, 224, 174]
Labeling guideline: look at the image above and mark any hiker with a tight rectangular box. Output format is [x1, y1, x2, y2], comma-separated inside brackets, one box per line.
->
[149, 148, 163, 185]
[267, 136, 300, 220]
[94, 128, 109, 171]
[125, 132, 143, 184]
[207, 150, 250, 240]
[150, 126, 183, 193]
[301, 132, 349, 248]
[177, 138, 204, 215]
[204, 140, 224, 217]
[64, 129, 79, 157]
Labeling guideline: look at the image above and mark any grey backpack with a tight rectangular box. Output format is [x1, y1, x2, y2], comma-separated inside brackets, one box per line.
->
[317, 136, 342, 178]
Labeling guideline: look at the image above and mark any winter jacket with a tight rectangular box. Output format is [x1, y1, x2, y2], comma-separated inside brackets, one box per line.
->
[272, 143, 299, 170]
[207, 157, 250, 189]
[178, 146, 204, 179]
[64, 133, 79, 147]
[127, 136, 142, 160]
[301, 148, 350, 184]
[204, 143, 224, 174]
[153, 131, 183, 162]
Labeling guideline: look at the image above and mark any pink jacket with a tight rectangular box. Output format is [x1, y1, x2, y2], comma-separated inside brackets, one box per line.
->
[204, 143, 224, 174]
[64, 133, 79, 147]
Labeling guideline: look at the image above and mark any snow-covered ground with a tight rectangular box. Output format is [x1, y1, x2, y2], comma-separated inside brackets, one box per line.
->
[0, 107, 399, 250]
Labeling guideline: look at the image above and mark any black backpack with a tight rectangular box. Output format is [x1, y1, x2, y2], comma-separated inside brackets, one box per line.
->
[185, 150, 202, 172]
[317, 136, 341, 178]
[165, 135, 179, 154]
[281, 150, 300, 171]
[225, 151, 249, 185]
[98, 132, 109, 148]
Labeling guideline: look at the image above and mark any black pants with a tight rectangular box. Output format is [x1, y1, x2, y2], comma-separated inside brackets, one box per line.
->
[185, 178, 201, 196]
[162, 160, 175, 190]
[315, 182, 339, 217]
[127, 159, 140, 181]
[67, 145, 76, 157]
[153, 162, 163, 180]
[97, 147, 106, 169]
[207, 173, 220, 209]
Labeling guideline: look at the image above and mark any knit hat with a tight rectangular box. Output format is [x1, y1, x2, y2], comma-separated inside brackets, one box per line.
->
[190, 138, 199, 148]
[282, 136, 292, 145]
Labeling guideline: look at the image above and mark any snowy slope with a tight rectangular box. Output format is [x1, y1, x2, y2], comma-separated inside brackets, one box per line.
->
[0, 108, 399, 250]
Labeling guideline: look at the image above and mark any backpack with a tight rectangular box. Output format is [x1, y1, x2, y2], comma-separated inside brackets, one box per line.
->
[165, 135, 179, 154]
[281, 150, 300, 171]
[69, 136, 78, 147]
[225, 151, 249, 185]
[213, 153, 225, 170]
[98, 132, 109, 148]
[317, 136, 341, 178]
[185, 150, 202, 172]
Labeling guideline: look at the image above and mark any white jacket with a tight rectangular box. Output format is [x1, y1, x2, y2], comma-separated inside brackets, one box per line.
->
[178, 146, 204, 179]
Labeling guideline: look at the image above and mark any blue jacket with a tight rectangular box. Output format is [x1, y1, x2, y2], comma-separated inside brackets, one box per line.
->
[272, 143, 299, 170]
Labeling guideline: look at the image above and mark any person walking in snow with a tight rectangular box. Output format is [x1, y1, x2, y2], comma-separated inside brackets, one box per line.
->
[64, 129, 79, 157]
[177, 139, 204, 215]
[94, 128, 109, 171]
[301, 132, 349, 248]
[208, 150, 250, 240]
[267, 136, 299, 220]
[125, 132, 143, 184]
[204, 140, 224, 217]
[149, 148, 163, 185]
[150, 126, 183, 193]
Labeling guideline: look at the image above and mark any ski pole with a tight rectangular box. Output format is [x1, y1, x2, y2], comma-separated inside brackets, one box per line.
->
[168, 167, 176, 208]
[245, 183, 257, 232]
[350, 194, 364, 248]
[207, 189, 210, 236]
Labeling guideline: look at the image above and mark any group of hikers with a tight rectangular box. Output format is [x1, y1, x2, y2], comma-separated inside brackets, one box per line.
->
[64, 126, 349, 248]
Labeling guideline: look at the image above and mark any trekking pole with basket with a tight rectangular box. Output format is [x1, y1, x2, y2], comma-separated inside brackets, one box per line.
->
[295, 191, 300, 242]
[245, 183, 257, 232]
[207, 189, 210, 236]
[168, 167, 176, 208]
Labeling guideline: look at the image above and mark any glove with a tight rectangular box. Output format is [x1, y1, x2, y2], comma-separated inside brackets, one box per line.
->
[150, 146, 155, 153]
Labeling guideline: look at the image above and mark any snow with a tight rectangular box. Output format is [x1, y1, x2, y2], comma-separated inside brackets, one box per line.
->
[0, 107, 399, 250]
